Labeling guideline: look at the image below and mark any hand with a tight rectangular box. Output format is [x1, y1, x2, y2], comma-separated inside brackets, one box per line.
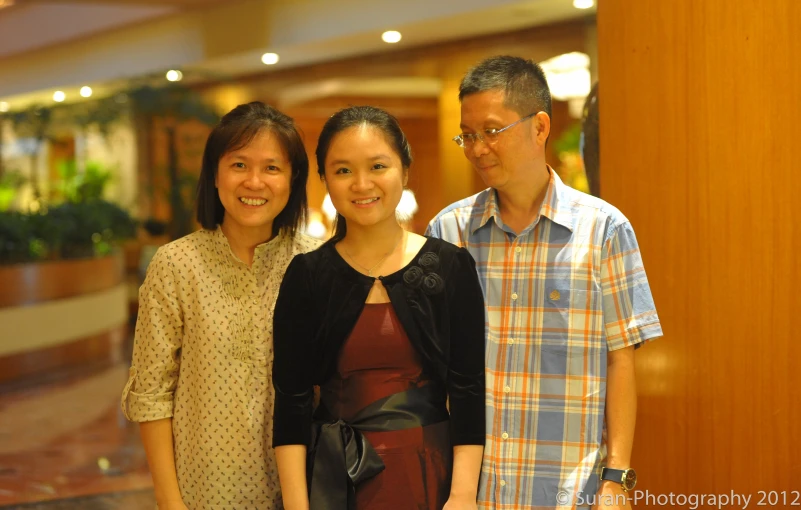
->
[443, 494, 478, 510]
[591, 481, 632, 510]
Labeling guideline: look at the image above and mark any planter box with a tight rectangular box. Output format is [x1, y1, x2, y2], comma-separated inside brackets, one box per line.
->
[0, 253, 125, 308]
[0, 253, 128, 385]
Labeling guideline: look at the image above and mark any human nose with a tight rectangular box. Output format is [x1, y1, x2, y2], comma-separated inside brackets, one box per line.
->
[350, 170, 373, 192]
[244, 169, 266, 189]
[469, 135, 491, 158]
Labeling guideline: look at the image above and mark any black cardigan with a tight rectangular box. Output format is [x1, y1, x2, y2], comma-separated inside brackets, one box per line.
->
[272, 236, 486, 448]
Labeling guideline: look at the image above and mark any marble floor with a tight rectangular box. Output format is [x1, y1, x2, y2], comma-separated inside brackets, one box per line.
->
[3, 489, 155, 509]
[0, 364, 155, 509]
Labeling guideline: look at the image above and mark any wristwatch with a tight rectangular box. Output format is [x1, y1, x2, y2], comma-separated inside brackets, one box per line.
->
[600, 467, 637, 492]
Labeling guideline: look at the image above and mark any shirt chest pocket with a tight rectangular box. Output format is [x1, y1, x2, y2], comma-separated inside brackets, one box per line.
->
[539, 287, 602, 361]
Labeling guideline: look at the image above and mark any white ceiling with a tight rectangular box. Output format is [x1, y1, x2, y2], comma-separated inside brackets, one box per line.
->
[0, 0, 596, 109]
[0, 2, 173, 58]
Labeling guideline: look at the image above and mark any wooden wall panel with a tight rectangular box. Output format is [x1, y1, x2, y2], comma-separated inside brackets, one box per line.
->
[598, 0, 800, 500]
[147, 116, 211, 226]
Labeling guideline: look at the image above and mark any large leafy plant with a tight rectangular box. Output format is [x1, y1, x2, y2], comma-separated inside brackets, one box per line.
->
[0, 200, 136, 265]
[55, 160, 112, 204]
[0, 171, 26, 212]
[0, 161, 136, 265]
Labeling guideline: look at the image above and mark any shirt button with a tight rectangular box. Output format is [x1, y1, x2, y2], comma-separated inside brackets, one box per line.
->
[500, 480, 507, 487]
[501, 432, 509, 440]
[511, 292, 518, 300]
[515, 247, 522, 253]
[508, 338, 515, 345]
[504, 385, 511, 393]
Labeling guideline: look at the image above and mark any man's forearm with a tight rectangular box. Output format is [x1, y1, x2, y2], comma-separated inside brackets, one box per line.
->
[605, 346, 637, 468]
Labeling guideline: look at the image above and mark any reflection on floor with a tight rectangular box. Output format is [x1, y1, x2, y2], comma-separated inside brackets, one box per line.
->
[0, 365, 155, 509]
[4, 489, 154, 509]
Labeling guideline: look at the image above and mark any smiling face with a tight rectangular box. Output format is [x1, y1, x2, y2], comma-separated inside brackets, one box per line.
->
[215, 128, 291, 238]
[323, 123, 407, 231]
[459, 89, 548, 191]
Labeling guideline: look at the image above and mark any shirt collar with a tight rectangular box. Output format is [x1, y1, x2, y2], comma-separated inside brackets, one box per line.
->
[471, 166, 575, 234]
[212, 225, 286, 264]
[539, 168, 575, 232]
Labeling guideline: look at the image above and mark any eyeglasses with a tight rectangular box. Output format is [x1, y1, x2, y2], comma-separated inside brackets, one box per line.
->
[452, 112, 537, 148]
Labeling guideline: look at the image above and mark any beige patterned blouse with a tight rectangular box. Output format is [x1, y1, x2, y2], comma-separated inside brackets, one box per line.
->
[122, 227, 321, 509]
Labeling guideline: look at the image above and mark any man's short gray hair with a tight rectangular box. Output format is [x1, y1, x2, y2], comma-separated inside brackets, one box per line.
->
[459, 55, 552, 118]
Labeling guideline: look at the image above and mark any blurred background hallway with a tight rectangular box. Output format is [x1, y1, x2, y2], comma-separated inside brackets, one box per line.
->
[1, 0, 799, 508]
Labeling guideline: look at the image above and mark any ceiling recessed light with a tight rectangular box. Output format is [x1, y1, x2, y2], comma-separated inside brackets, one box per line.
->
[573, 0, 594, 9]
[382, 31, 402, 44]
[0, 102, 9, 112]
[261, 52, 279, 65]
[80, 86, 93, 98]
[53, 91, 66, 102]
[166, 70, 183, 82]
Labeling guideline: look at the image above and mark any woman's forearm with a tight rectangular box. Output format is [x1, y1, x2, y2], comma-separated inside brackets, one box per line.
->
[275, 444, 309, 510]
[449, 444, 484, 500]
[139, 418, 184, 507]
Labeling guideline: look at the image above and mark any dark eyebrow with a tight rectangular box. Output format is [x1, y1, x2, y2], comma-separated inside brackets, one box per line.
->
[329, 154, 392, 166]
[227, 153, 281, 164]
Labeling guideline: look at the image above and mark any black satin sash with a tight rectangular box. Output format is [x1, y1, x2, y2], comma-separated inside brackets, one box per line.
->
[307, 383, 449, 510]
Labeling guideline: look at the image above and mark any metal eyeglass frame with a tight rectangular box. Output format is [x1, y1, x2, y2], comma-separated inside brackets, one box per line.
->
[452, 112, 537, 148]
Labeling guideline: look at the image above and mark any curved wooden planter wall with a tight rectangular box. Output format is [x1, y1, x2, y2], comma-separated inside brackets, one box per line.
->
[0, 254, 129, 385]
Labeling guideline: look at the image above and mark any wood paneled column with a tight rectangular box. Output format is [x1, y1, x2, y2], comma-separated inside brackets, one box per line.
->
[598, 0, 800, 501]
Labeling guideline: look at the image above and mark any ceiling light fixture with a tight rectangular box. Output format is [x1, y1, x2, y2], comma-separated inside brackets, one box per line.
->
[0, 102, 9, 112]
[573, 0, 594, 9]
[261, 53, 279, 65]
[382, 31, 402, 44]
[80, 86, 93, 98]
[540, 52, 592, 118]
[0, 0, 16, 10]
[53, 91, 66, 102]
[166, 70, 183, 82]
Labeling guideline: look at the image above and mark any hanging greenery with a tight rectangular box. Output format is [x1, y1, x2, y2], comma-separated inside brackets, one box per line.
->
[1, 78, 222, 241]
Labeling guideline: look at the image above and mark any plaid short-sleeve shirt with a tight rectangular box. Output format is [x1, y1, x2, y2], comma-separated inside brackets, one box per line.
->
[427, 169, 663, 509]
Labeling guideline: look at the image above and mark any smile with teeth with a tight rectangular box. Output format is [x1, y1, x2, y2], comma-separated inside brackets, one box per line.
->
[240, 197, 267, 206]
[353, 198, 379, 205]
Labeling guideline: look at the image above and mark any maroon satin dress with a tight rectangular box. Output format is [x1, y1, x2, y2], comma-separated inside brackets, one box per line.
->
[318, 302, 452, 509]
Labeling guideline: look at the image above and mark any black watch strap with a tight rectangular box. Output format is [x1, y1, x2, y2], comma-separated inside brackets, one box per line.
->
[600, 467, 626, 483]
[601, 467, 637, 491]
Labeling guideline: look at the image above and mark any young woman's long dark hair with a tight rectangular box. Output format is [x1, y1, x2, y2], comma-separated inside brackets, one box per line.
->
[315, 106, 413, 242]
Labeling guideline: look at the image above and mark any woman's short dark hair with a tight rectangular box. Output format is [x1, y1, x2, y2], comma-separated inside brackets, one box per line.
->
[315, 106, 412, 242]
[196, 101, 308, 237]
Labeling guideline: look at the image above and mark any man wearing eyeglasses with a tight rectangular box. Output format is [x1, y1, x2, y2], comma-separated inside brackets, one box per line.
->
[426, 56, 662, 510]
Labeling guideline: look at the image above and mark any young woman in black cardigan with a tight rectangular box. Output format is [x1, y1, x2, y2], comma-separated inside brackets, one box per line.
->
[272, 106, 486, 510]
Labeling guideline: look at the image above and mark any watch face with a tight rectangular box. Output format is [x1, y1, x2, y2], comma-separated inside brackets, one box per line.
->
[623, 469, 637, 491]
